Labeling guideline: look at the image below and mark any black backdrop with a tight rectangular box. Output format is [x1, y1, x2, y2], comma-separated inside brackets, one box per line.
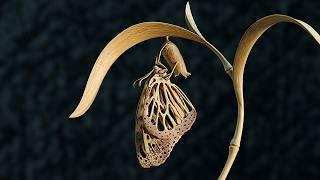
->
[0, 0, 320, 180]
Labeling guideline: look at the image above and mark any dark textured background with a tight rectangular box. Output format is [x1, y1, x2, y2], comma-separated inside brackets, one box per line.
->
[0, 0, 320, 180]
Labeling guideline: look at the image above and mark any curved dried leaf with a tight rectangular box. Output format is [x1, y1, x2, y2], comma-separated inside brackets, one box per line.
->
[185, 2, 232, 73]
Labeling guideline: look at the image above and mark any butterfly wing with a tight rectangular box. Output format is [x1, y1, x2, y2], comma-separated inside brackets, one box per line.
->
[143, 75, 197, 139]
[135, 84, 178, 167]
[135, 73, 196, 167]
[135, 117, 177, 168]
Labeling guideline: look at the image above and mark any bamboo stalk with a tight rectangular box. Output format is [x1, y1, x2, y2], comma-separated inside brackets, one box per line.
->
[222, 14, 320, 180]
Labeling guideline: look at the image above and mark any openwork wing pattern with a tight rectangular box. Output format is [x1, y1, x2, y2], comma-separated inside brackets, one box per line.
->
[135, 64, 197, 167]
[143, 76, 196, 139]
[135, 117, 177, 168]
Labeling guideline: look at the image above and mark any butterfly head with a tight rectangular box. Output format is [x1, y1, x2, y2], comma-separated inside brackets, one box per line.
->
[153, 65, 169, 79]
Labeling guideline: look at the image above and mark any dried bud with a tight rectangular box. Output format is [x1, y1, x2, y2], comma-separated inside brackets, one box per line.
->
[162, 39, 191, 78]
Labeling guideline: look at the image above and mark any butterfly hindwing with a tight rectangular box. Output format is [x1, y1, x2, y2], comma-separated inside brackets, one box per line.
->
[135, 117, 179, 167]
[135, 85, 178, 167]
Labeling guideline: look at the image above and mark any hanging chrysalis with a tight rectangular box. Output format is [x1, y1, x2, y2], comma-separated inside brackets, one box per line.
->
[133, 37, 197, 168]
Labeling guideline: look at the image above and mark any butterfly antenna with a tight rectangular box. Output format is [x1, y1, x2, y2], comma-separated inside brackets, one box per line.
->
[133, 69, 154, 88]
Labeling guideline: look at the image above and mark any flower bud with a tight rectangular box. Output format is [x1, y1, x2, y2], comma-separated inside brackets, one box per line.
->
[162, 40, 191, 78]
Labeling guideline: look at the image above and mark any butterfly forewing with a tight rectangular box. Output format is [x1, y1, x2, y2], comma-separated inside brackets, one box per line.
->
[143, 75, 197, 139]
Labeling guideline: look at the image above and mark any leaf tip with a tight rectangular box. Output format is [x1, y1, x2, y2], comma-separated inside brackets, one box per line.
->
[69, 112, 79, 118]
[185, 1, 191, 13]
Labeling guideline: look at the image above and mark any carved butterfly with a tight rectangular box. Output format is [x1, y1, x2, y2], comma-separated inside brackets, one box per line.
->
[134, 60, 197, 167]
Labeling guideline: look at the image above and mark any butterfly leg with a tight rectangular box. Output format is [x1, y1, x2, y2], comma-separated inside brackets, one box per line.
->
[133, 69, 154, 87]
[166, 62, 178, 79]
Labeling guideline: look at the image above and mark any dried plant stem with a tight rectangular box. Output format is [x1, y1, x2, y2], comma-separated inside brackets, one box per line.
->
[219, 14, 320, 180]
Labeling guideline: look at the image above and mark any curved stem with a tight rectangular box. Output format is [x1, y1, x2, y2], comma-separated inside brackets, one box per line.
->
[218, 14, 320, 180]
